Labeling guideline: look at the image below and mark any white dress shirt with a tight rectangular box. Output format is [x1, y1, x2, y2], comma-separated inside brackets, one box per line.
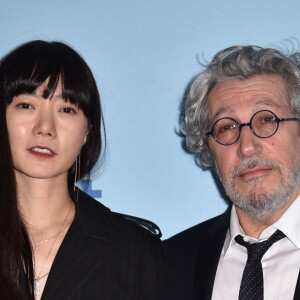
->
[212, 195, 300, 300]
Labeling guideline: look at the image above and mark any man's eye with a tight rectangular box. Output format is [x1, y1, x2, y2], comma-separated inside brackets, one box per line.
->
[261, 116, 276, 123]
[222, 124, 236, 131]
[218, 123, 237, 133]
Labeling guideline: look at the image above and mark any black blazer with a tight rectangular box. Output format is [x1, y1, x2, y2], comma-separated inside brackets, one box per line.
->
[162, 208, 300, 300]
[20, 189, 164, 300]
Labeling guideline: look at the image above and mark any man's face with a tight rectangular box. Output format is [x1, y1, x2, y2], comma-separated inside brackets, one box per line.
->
[207, 74, 300, 222]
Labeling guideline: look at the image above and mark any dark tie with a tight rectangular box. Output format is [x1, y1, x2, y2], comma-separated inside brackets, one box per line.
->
[235, 230, 285, 300]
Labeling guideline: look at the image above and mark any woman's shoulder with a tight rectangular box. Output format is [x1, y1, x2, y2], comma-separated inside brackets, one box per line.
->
[67, 189, 164, 300]
[74, 188, 162, 247]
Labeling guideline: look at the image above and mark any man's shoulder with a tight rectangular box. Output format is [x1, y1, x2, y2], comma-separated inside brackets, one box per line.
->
[164, 209, 230, 250]
[161, 210, 230, 300]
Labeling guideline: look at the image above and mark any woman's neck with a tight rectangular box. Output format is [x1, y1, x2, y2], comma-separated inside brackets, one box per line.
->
[16, 173, 74, 230]
[15, 174, 76, 300]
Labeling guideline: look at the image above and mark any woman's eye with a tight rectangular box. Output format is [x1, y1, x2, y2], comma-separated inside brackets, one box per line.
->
[17, 103, 32, 109]
[61, 107, 76, 114]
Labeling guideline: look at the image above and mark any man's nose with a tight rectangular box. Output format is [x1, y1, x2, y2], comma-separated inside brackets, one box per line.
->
[237, 125, 262, 158]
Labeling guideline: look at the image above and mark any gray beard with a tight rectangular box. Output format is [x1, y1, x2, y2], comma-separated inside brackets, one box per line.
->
[215, 156, 300, 223]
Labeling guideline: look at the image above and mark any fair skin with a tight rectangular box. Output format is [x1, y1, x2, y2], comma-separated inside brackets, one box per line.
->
[6, 83, 89, 299]
[207, 74, 300, 238]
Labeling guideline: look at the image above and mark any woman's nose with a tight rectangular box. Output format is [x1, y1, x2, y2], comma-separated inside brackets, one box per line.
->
[32, 110, 56, 138]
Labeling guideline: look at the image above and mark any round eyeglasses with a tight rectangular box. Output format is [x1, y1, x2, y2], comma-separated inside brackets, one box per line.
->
[206, 110, 299, 146]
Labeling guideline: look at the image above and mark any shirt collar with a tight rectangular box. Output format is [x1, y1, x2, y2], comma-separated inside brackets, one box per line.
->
[223, 194, 300, 258]
[273, 194, 300, 248]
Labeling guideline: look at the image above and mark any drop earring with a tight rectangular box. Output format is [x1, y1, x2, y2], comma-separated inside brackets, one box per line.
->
[74, 157, 78, 191]
[74, 154, 81, 191]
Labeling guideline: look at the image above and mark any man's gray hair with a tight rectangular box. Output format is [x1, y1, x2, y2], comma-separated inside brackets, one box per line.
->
[183, 45, 300, 168]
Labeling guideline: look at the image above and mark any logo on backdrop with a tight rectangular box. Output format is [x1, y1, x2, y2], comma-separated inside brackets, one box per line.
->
[82, 179, 102, 199]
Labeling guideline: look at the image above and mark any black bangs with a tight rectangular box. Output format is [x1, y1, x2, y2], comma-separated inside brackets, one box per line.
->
[0, 40, 95, 121]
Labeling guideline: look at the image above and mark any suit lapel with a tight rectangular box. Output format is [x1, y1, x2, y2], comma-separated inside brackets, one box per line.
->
[41, 190, 117, 299]
[193, 209, 230, 300]
[41, 222, 113, 299]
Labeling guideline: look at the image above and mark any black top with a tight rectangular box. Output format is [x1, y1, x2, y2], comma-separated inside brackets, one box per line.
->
[20, 189, 164, 300]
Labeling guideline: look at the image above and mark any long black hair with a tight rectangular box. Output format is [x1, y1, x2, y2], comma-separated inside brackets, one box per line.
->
[0, 40, 106, 298]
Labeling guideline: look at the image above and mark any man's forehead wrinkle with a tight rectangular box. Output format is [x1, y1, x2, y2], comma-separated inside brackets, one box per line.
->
[209, 83, 286, 121]
[252, 99, 281, 111]
[212, 106, 235, 120]
[210, 99, 283, 123]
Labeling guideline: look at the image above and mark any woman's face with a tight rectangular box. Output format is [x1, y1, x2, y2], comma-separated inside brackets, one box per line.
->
[6, 83, 89, 183]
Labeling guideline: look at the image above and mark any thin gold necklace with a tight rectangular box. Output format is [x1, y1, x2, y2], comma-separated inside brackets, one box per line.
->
[34, 219, 73, 246]
[33, 205, 73, 297]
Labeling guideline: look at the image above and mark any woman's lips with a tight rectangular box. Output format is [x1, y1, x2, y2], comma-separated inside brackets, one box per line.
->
[239, 166, 272, 179]
[28, 146, 56, 158]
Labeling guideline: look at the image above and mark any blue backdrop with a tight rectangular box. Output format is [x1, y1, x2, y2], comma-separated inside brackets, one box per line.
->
[1, 0, 300, 238]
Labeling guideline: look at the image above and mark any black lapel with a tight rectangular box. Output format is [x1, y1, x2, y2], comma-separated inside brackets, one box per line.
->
[193, 208, 230, 300]
[41, 222, 115, 299]
[41, 190, 117, 299]
[19, 266, 31, 299]
[293, 270, 300, 299]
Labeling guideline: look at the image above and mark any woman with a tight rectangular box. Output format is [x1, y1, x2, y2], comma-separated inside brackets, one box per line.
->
[0, 40, 163, 299]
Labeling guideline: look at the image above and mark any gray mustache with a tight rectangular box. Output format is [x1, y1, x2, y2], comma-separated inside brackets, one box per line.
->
[231, 156, 280, 178]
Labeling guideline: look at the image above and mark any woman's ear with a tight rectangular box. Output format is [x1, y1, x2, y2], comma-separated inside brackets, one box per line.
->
[83, 124, 91, 145]
[83, 130, 89, 145]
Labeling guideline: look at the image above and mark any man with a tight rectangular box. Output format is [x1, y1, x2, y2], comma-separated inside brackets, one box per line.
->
[163, 45, 300, 300]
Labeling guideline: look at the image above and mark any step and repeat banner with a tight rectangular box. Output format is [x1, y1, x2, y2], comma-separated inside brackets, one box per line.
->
[1, 0, 300, 238]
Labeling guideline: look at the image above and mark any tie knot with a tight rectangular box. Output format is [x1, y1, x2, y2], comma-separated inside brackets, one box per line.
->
[235, 229, 285, 260]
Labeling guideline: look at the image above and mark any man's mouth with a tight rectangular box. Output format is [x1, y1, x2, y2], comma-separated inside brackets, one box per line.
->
[238, 166, 272, 180]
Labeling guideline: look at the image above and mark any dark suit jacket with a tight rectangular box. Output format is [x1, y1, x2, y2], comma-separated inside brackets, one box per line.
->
[162, 208, 300, 300]
[20, 189, 164, 300]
